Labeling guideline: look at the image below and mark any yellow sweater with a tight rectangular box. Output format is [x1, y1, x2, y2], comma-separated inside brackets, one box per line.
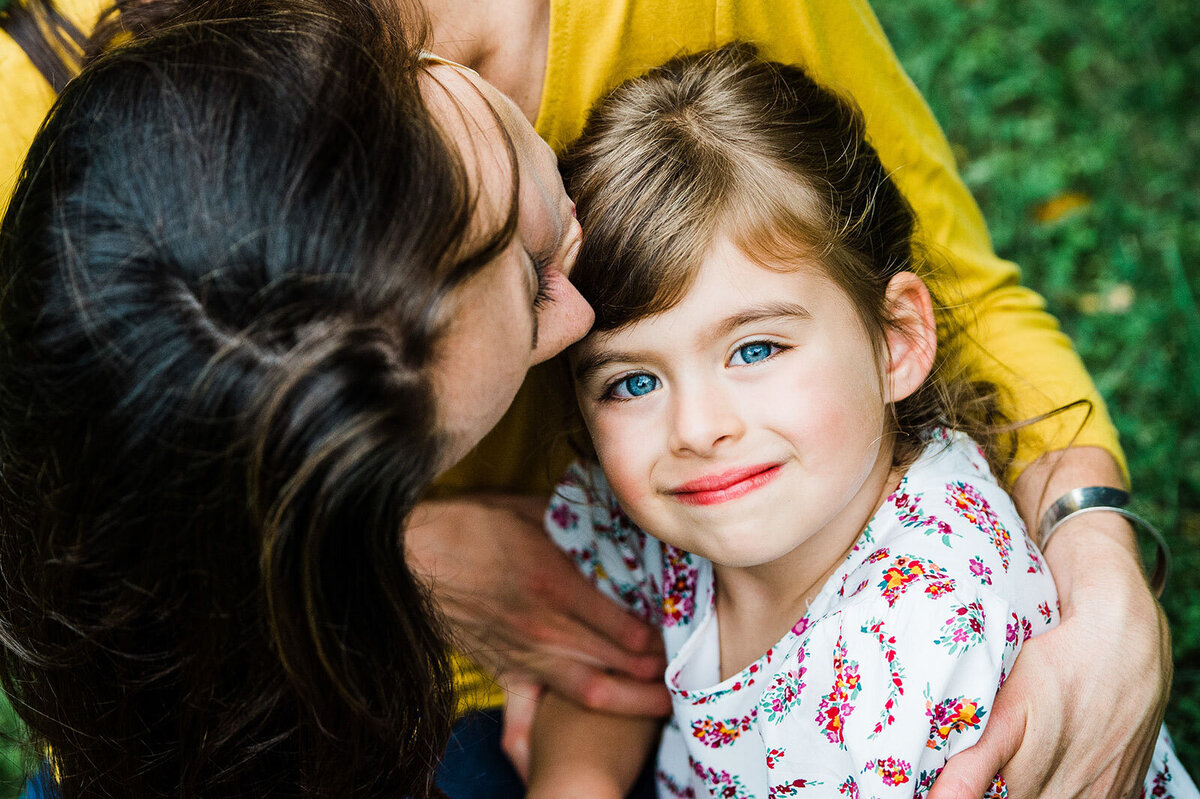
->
[2, 0, 1122, 713]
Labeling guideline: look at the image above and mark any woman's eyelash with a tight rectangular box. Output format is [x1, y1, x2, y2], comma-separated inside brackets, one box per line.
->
[531, 253, 553, 309]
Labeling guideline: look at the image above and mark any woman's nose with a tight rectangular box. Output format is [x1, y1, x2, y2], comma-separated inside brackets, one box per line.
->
[667, 384, 744, 457]
[531, 269, 595, 365]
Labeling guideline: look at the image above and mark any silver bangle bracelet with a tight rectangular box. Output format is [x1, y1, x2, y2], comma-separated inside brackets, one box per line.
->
[1038, 486, 1171, 595]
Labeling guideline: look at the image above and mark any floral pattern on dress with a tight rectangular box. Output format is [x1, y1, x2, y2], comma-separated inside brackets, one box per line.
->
[894, 486, 958, 546]
[760, 648, 806, 724]
[878, 555, 956, 606]
[932, 601, 987, 655]
[862, 618, 905, 737]
[863, 757, 912, 786]
[663, 544, 699, 627]
[770, 777, 823, 797]
[692, 709, 757, 749]
[924, 685, 987, 751]
[816, 634, 862, 747]
[691, 761, 752, 799]
[946, 481, 1012, 570]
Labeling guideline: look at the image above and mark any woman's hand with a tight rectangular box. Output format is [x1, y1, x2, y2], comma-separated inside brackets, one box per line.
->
[406, 494, 671, 715]
[930, 447, 1171, 799]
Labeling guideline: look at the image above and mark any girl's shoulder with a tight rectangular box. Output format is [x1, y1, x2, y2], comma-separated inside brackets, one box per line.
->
[818, 430, 1055, 624]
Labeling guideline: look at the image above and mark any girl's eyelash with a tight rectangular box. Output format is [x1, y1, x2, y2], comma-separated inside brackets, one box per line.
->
[597, 372, 650, 402]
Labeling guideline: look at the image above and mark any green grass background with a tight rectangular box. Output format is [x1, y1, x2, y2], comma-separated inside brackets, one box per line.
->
[872, 0, 1199, 772]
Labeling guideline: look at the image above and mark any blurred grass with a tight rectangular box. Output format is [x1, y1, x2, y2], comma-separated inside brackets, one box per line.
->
[872, 0, 1200, 772]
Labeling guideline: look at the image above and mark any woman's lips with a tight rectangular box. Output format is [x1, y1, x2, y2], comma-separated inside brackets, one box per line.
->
[669, 464, 783, 506]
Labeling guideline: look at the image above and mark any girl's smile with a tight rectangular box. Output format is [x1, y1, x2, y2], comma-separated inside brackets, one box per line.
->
[667, 462, 784, 506]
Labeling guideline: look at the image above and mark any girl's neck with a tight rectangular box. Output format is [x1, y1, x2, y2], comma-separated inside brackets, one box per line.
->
[713, 451, 903, 681]
[419, 0, 550, 123]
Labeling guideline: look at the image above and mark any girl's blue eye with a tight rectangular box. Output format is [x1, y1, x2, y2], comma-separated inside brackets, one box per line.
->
[731, 341, 778, 365]
[610, 373, 660, 399]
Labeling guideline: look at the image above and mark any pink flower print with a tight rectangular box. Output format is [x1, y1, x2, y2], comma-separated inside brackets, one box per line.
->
[691, 710, 756, 748]
[878, 555, 955, 607]
[862, 619, 905, 737]
[766, 747, 786, 769]
[661, 544, 698, 627]
[925, 686, 987, 750]
[792, 617, 812, 637]
[691, 762, 751, 799]
[770, 778, 822, 797]
[894, 489, 958, 545]
[761, 659, 806, 724]
[946, 481, 1012, 570]
[933, 601, 987, 655]
[1027, 548, 1044, 574]
[548, 499, 579, 531]
[1005, 613, 1020, 645]
[817, 635, 861, 747]
[864, 757, 912, 787]
[838, 776, 860, 798]
[969, 557, 993, 585]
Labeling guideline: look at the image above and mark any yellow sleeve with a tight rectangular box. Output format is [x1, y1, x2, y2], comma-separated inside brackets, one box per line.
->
[1, 0, 108, 214]
[527, 0, 1122, 478]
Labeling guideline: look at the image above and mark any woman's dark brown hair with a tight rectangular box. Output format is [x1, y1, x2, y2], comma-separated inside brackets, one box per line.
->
[0, 0, 521, 796]
[562, 43, 1016, 481]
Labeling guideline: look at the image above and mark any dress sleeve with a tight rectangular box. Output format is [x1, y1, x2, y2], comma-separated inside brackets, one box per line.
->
[761, 576, 1033, 797]
[544, 461, 664, 625]
[720, 0, 1121, 474]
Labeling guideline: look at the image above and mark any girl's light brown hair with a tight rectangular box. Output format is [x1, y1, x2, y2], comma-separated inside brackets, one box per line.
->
[562, 43, 1017, 482]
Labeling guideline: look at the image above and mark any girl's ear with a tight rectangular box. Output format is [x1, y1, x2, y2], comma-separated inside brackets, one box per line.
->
[884, 272, 937, 403]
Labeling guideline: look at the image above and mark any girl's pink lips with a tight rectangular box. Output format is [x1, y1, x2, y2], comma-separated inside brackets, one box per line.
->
[668, 463, 783, 506]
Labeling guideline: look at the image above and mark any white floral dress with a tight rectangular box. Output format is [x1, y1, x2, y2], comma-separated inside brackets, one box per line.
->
[545, 430, 1197, 799]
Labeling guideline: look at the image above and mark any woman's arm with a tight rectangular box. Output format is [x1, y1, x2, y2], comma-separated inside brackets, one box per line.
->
[406, 494, 672, 715]
[929, 446, 1170, 799]
[524, 690, 660, 799]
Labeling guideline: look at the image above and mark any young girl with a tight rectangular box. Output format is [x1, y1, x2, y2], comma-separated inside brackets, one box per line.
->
[529, 45, 1197, 798]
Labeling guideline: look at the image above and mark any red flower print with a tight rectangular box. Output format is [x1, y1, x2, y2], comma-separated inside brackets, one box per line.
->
[983, 774, 1007, 798]
[946, 481, 1012, 571]
[862, 619, 905, 737]
[878, 555, 955, 607]
[766, 747, 786, 769]
[691, 710, 756, 748]
[925, 686, 987, 750]
[1038, 601, 1054, 623]
[770, 777, 822, 797]
[817, 635, 861, 747]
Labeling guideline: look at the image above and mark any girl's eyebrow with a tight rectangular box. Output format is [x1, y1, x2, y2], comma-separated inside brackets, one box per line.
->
[573, 301, 812, 382]
[709, 301, 812, 341]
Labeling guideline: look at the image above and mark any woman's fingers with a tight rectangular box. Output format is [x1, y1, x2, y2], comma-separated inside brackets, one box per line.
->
[500, 678, 544, 781]
[927, 667, 1031, 799]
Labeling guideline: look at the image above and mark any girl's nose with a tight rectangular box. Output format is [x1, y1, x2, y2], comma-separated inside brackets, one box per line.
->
[667, 385, 745, 457]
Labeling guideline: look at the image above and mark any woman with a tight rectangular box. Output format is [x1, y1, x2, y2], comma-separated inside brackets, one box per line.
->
[0, 0, 1171, 796]
[0, 0, 590, 796]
